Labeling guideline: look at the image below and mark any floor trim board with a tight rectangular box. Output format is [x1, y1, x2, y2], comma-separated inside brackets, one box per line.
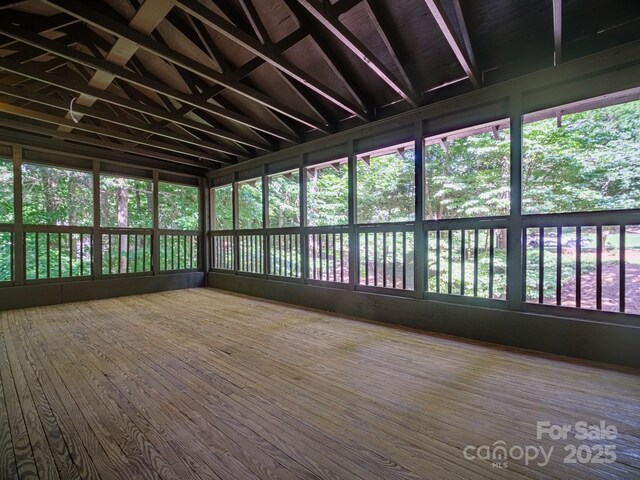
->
[0, 272, 205, 311]
[208, 272, 640, 368]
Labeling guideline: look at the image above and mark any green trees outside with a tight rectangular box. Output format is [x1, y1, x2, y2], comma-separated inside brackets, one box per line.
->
[0, 158, 13, 282]
[306, 161, 348, 226]
[209, 99, 639, 306]
[268, 171, 300, 228]
[357, 148, 415, 224]
[158, 182, 199, 230]
[100, 175, 153, 229]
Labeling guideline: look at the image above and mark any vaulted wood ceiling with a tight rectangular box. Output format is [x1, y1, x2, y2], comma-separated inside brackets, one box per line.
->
[1, 0, 639, 173]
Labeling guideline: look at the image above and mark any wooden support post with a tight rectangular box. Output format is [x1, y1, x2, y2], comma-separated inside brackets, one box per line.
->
[12, 146, 24, 286]
[413, 120, 425, 296]
[299, 154, 308, 281]
[152, 170, 160, 276]
[199, 176, 209, 276]
[347, 139, 357, 289]
[92, 159, 102, 280]
[262, 165, 269, 277]
[508, 93, 524, 310]
[232, 172, 240, 273]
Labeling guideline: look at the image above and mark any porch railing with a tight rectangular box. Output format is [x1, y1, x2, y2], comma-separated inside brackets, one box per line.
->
[24, 226, 93, 281]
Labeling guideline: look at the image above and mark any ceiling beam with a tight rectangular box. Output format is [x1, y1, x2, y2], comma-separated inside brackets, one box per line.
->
[553, 0, 562, 65]
[40, 0, 331, 133]
[0, 25, 300, 143]
[0, 101, 227, 165]
[423, 0, 479, 88]
[173, 0, 369, 121]
[450, 0, 478, 78]
[0, 116, 210, 169]
[282, 0, 371, 113]
[235, 0, 333, 127]
[362, 0, 417, 97]
[58, 0, 174, 133]
[295, 0, 418, 107]
[0, 57, 272, 151]
[0, 83, 247, 159]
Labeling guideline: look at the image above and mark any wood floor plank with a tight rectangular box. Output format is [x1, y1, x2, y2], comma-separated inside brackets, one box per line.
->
[1, 288, 639, 480]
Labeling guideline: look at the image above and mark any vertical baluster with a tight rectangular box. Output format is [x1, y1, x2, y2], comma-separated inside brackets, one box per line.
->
[46, 232, 51, 279]
[402, 231, 407, 290]
[69, 233, 73, 277]
[319, 233, 323, 280]
[35, 233, 40, 279]
[460, 229, 465, 296]
[57, 232, 62, 278]
[556, 227, 562, 306]
[538, 227, 544, 304]
[332, 233, 337, 282]
[184, 235, 187, 269]
[447, 230, 452, 295]
[340, 233, 344, 283]
[176, 234, 181, 270]
[142, 234, 147, 271]
[620, 225, 626, 313]
[324, 233, 329, 281]
[596, 225, 603, 310]
[392, 231, 397, 289]
[373, 232, 378, 287]
[364, 232, 369, 285]
[108, 234, 112, 274]
[80, 233, 84, 276]
[435, 230, 440, 293]
[473, 229, 479, 297]
[489, 229, 495, 299]
[134, 234, 139, 273]
[190, 234, 194, 269]
[312, 234, 317, 279]
[382, 232, 387, 288]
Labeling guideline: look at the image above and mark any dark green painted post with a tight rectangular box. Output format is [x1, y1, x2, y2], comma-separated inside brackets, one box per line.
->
[413, 120, 425, 297]
[347, 139, 357, 289]
[299, 154, 308, 281]
[152, 170, 160, 276]
[92, 159, 102, 280]
[13, 146, 24, 286]
[508, 93, 524, 310]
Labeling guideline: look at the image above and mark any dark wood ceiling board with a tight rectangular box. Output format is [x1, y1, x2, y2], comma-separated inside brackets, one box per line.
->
[422, 0, 478, 88]
[553, 0, 562, 64]
[41, 0, 330, 132]
[0, 116, 213, 168]
[7, 0, 58, 15]
[250, 0, 299, 44]
[0, 101, 229, 163]
[339, 1, 416, 97]
[362, 0, 418, 96]
[53, 0, 174, 134]
[563, 0, 640, 43]
[242, 62, 328, 126]
[174, 0, 367, 121]
[297, 0, 418, 108]
[460, 0, 552, 79]
[281, 0, 371, 114]
[0, 83, 249, 158]
[0, 24, 301, 142]
[0, 57, 274, 150]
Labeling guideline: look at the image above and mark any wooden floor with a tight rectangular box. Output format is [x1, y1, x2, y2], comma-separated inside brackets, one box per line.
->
[0, 289, 639, 480]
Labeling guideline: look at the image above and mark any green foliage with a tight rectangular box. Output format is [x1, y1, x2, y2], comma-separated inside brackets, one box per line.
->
[100, 175, 153, 228]
[307, 163, 348, 226]
[357, 148, 415, 224]
[425, 130, 510, 219]
[0, 158, 13, 223]
[22, 163, 93, 226]
[158, 182, 199, 230]
[268, 171, 300, 227]
[237, 179, 263, 229]
[523, 100, 640, 214]
[213, 185, 233, 230]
